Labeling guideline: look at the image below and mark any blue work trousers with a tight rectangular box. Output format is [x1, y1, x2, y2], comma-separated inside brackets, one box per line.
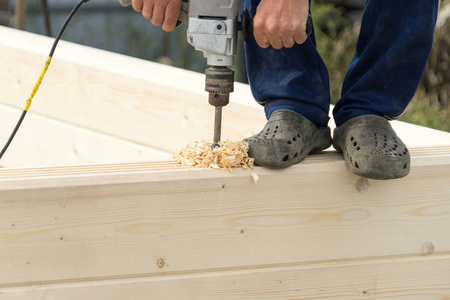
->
[242, 0, 439, 127]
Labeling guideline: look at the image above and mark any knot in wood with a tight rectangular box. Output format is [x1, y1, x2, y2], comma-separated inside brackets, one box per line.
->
[157, 258, 165, 268]
[421, 241, 435, 256]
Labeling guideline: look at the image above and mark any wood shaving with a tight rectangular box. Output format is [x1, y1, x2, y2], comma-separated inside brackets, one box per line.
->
[250, 172, 259, 183]
[174, 140, 254, 171]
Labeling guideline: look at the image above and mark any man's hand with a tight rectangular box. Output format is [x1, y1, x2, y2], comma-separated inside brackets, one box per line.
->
[132, 0, 182, 32]
[253, 0, 310, 49]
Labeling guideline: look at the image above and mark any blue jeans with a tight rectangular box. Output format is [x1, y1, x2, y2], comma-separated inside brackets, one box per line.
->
[242, 0, 439, 127]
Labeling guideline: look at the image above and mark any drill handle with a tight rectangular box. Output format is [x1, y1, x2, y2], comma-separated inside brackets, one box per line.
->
[241, 9, 313, 43]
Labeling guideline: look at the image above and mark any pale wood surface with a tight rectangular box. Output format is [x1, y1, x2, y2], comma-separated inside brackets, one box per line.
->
[0, 147, 449, 289]
[1, 255, 450, 299]
[0, 104, 172, 167]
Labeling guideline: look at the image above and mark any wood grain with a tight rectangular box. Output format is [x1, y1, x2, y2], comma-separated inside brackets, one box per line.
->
[0, 148, 449, 286]
[0, 104, 172, 167]
[1, 254, 450, 299]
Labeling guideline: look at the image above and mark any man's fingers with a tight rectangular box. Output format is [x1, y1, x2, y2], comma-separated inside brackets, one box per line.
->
[269, 37, 283, 50]
[255, 31, 295, 49]
[132, 0, 143, 12]
[253, 31, 270, 48]
[252, 0, 310, 50]
[151, 2, 166, 26]
[281, 36, 296, 48]
[162, 1, 179, 32]
[293, 29, 308, 45]
[253, 16, 273, 48]
[141, 2, 153, 19]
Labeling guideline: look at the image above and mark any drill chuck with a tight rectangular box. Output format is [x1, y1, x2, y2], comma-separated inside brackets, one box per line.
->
[205, 66, 234, 107]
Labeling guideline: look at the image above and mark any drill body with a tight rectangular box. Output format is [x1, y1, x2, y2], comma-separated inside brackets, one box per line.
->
[184, 0, 240, 67]
[183, 0, 241, 146]
[119, 0, 242, 146]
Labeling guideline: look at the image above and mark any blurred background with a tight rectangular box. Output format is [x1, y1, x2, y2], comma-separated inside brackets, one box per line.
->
[1, 0, 448, 131]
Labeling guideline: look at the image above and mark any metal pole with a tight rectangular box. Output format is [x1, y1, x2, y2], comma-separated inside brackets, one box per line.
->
[15, 0, 26, 30]
[41, 0, 52, 36]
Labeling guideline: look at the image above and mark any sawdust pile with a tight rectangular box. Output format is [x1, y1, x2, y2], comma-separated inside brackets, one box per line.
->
[174, 140, 254, 171]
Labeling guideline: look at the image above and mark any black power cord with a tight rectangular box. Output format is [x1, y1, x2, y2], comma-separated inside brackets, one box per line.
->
[0, 0, 90, 161]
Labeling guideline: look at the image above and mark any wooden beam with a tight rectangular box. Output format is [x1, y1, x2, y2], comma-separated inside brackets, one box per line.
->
[1, 255, 450, 299]
[0, 147, 449, 288]
[0, 103, 171, 167]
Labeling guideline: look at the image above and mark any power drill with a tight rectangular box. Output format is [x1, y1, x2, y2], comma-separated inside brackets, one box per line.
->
[119, 0, 242, 149]
[182, 0, 242, 149]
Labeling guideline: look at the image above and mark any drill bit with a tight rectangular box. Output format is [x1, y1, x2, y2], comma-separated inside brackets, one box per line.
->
[212, 106, 222, 149]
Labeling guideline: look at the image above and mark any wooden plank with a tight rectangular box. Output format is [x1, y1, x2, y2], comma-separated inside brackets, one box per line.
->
[0, 147, 449, 286]
[0, 104, 172, 167]
[1, 253, 450, 299]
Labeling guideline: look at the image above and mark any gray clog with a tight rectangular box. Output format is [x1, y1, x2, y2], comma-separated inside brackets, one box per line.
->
[244, 109, 332, 169]
[333, 115, 410, 179]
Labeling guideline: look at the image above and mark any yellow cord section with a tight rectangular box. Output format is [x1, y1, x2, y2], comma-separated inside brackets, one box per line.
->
[24, 56, 52, 112]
